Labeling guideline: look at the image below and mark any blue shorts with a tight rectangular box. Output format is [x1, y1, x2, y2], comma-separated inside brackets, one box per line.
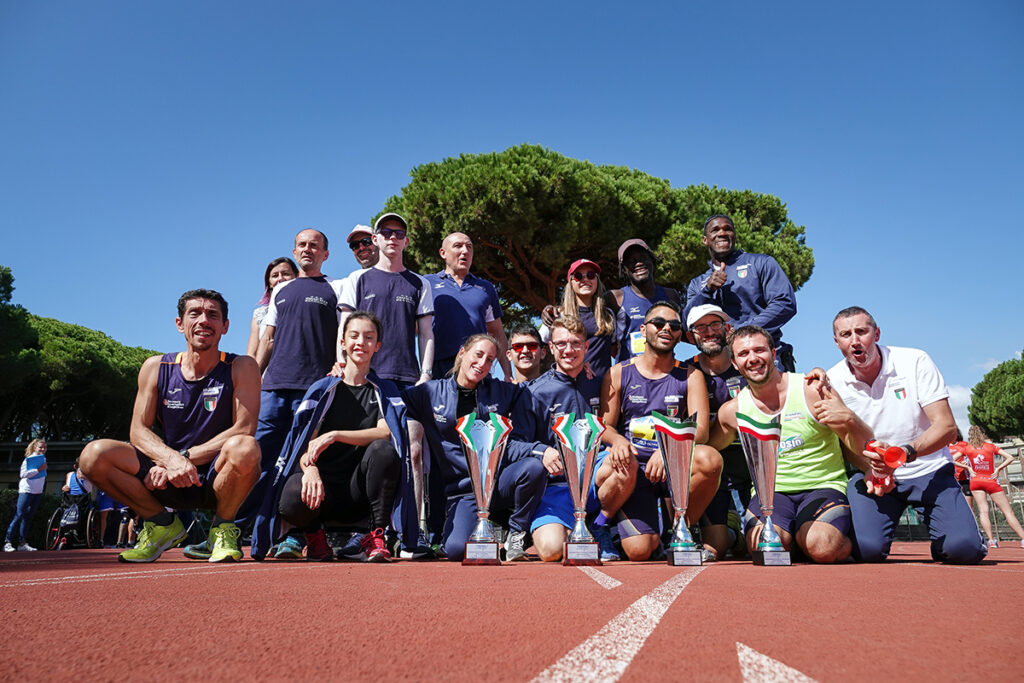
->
[743, 488, 851, 538]
[95, 491, 122, 512]
[530, 451, 607, 532]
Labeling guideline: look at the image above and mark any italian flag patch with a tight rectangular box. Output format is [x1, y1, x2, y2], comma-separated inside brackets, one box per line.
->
[736, 412, 781, 442]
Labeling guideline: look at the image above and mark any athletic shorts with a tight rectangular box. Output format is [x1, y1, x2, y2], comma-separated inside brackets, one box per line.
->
[743, 488, 851, 538]
[616, 466, 672, 539]
[970, 477, 1003, 495]
[530, 451, 607, 532]
[95, 491, 120, 512]
[133, 448, 218, 511]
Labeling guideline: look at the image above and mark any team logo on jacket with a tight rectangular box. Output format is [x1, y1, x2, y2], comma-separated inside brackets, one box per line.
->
[737, 265, 749, 279]
[203, 386, 222, 412]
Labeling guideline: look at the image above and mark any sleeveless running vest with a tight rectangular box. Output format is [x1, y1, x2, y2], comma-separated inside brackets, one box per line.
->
[618, 285, 668, 360]
[617, 358, 690, 464]
[156, 352, 236, 453]
[736, 373, 847, 493]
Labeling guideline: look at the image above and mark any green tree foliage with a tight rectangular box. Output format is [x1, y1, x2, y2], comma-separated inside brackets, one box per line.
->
[969, 352, 1024, 439]
[382, 145, 814, 315]
[0, 267, 155, 440]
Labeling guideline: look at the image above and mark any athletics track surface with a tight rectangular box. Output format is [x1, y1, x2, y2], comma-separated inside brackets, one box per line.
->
[2, 541, 1022, 682]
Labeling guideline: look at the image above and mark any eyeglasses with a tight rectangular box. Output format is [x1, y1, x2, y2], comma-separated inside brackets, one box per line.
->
[645, 317, 683, 332]
[377, 228, 407, 240]
[690, 320, 725, 334]
[551, 340, 585, 351]
[348, 237, 373, 250]
[511, 342, 540, 353]
[571, 271, 598, 282]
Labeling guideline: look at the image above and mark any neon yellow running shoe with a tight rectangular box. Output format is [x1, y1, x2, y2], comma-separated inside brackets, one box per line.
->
[118, 517, 186, 563]
[208, 523, 243, 563]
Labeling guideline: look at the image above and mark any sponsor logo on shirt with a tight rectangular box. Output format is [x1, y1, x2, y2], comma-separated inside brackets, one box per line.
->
[485, 404, 498, 413]
[163, 399, 185, 410]
[783, 411, 804, 422]
[396, 294, 415, 305]
[304, 295, 330, 307]
[779, 435, 804, 453]
[433, 404, 445, 412]
[277, 299, 286, 305]
[203, 386, 222, 412]
[627, 394, 647, 404]
[434, 413, 447, 424]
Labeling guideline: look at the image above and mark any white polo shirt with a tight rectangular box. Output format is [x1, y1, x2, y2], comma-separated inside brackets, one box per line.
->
[827, 345, 951, 481]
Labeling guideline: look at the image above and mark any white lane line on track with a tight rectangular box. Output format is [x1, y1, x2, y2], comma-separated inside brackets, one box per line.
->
[532, 566, 706, 683]
[577, 566, 621, 589]
[0, 563, 328, 588]
[736, 642, 816, 682]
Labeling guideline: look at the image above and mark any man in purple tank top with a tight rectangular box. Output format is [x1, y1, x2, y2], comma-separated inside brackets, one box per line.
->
[81, 290, 261, 564]
[594, 300, 721, 561]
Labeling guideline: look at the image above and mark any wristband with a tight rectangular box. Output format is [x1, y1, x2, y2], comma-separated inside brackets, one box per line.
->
[420, 369, 433, 378]
[902, 444, 917, 463]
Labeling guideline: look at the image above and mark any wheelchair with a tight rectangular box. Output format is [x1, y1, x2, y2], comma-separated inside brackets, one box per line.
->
[45, 493, 101, 550]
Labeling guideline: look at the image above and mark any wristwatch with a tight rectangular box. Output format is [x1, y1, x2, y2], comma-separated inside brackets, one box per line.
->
[902, 444, 917, 463]
[421, 369, 433, 378]
[179, 448, 191, 460]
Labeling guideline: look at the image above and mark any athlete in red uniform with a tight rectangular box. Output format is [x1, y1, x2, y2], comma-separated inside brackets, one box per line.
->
[956, 426, 1024, 548]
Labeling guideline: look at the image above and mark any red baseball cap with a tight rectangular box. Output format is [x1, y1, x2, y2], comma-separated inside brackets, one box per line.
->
[567, 259, 601, 280]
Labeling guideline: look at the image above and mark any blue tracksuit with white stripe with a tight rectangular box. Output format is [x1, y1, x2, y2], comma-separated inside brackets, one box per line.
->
[402, 376, 546, 560]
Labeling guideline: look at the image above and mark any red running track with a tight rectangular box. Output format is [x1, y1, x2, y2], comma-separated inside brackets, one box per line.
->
[2, 541, 1022, 681]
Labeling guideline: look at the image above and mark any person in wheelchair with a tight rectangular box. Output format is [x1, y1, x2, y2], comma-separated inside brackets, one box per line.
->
[47, 458, 101, 549]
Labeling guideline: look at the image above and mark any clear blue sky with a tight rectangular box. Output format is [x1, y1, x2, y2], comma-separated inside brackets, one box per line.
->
[2, 2, 1022, 433]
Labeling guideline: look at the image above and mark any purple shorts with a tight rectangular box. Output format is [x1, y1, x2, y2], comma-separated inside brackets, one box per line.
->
[743, 488, 851, 538]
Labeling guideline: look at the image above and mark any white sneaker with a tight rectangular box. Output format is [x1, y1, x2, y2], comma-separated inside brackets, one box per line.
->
[17, 543, 37, 552]
[3, 542, 15, 552]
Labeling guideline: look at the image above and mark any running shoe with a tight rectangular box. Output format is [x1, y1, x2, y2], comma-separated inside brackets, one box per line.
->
[358, 528, 391, 563]
[274, 534, 305, 560]
[208, 523, 243, 563]
[3, 542, 15, 552]
[592, 525, 620, 562]
[988, 538, 999, 548]
[17, 542, 37, 552]
[304, 529, 334, 562]
[118, 517, 186, 563]
[182, 540, 212, 560]
[335, 532, 366, 560]
[504, 529, 529, 562]
[398, 530, 436, 560]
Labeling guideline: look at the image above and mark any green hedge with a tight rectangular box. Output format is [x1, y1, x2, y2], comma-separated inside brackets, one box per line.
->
[0, 488, 61, 548]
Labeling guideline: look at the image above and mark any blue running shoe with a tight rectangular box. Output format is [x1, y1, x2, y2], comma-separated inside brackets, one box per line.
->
[592, 525, 620, 562]
[335, 532, 367, 561]
[273, 534, 305, 560]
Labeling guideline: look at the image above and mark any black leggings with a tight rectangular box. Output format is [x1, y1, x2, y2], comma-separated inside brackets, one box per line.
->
[278, 438, 400, 532]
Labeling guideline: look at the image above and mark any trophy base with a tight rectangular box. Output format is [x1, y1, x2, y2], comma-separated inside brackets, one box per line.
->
[667, 548, 703, 566]
[462, 541, 500, 566]
[562, 541, 601, 566]
[752, 549, 791, 566]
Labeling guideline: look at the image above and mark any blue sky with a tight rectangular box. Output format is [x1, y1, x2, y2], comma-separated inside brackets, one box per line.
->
[2, 2, 1021, 433]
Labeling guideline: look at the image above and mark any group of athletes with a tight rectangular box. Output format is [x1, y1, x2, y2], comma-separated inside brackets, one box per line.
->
[76, 211, 1014, 565]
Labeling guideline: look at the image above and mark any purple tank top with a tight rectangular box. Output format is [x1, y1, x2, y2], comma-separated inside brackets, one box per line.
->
[617, 358, 690, 463]
[156, 352, 235, 454]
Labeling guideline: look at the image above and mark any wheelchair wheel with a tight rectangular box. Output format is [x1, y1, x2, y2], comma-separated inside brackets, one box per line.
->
[85, 508, 102, 548]
[45, 507, 62, 550]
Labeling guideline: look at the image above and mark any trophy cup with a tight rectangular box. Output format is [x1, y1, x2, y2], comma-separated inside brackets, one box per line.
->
[652, 410, 702, 566]
[455, 411, 513, 566]
[736, 411, 790, 566]
[551, 412, 606, 566]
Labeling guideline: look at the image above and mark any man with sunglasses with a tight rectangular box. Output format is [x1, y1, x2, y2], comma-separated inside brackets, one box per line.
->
[346, 224, 379, 269]
[683, 304, 750, 560]
[507, 323, 547, 384]
[596, 301, 720, 561]
[426, 232, 512, 380]
[685, 214, 798, 371]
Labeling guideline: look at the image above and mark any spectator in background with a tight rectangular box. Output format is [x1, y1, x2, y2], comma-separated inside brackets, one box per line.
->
[611, 239, 684, 361]
[426, 231, 512, 380]
[957, 425, 1024, 549]
[4, 439, 48, 552]
[507, 323, 547, 385]
[245, 257, 298, 358]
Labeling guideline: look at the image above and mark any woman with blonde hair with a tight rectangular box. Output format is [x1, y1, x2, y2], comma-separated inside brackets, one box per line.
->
[954, 425, 1024, 548]
[5, 439, 48, 552]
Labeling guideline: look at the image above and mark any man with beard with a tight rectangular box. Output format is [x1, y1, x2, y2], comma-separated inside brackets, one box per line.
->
[346, 224, 379, 269]
[710, 326, 871, 563]
[612, 239, 684, 361]
[685, 215, 798, 371]
[683, 304, 750, 560]
[825, 306, 985, 564]
[597, 301, 719, 561]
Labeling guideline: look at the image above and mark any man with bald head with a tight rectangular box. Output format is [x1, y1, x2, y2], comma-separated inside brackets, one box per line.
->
[425, 231, 512, 379]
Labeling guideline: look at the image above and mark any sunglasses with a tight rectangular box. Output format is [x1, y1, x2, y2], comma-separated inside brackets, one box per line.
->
[348, 237, 373, 250]
[645, 317, 683, 332]
[511, 341, 540, 353]
[571, 271, 598, 282]
[377, 228, 407, 240]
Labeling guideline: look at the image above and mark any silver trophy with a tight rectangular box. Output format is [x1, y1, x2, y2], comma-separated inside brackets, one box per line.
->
[455, 411, 513, 566]
[552, 412, 606, 566]
[653, 410, 702, 566]
[736, 411, 790, 566]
